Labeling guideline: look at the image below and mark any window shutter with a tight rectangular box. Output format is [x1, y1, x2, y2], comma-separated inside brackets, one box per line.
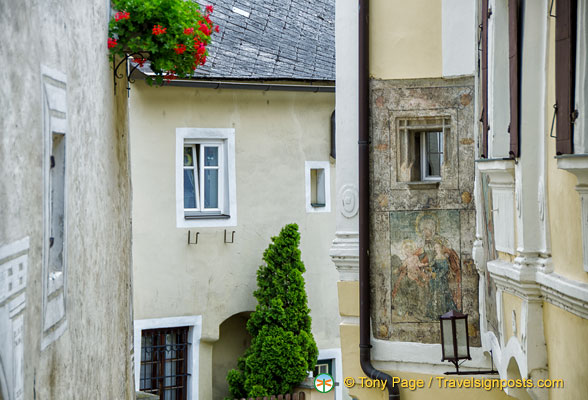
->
[481, 0, 489, 158]
[555, 0, 577, 155]
[508, 0, 521, 157]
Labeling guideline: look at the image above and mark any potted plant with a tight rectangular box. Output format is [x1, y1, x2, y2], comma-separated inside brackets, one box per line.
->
[108, 0, 219, 85]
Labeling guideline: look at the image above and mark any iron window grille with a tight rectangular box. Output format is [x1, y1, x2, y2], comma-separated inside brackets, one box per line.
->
[140, 326, 190, 400]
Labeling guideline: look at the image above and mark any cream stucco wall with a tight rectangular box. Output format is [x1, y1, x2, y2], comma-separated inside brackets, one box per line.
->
[370, 0, 442, 80]
[545, 15, 588, 283]
[543, 302, 588, 399]
[129, 82, 339, 399]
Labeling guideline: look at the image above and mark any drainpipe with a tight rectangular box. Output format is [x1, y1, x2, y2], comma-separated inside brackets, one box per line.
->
[358, 0, 400, 399]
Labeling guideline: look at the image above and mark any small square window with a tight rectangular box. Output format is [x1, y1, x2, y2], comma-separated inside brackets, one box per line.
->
[313, 359, 333, 377]
[305, 161, 331, 213]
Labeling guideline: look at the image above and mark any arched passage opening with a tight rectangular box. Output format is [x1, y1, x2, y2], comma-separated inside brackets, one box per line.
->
[212, 312, 252, 400]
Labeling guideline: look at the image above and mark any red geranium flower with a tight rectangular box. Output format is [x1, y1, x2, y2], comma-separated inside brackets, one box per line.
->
[214, 25, 220, 33]
[152, 25, 167, 35]
[196, 44, 206, 56]
[184, 27, 194, 35]
[131, 58, 146, 67]
[206, 5, 214, 13]
[175, 44, 187, 55]
[108, 37, 118, 49]
[198, 22, 211, 36]
[114, 11, 130, 21]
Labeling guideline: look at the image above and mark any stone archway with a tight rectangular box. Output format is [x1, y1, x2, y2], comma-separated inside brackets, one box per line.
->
[212, 312, 252, 400]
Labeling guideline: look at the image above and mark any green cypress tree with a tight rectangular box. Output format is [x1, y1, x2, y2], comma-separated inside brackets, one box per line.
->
[227, 224, 318, 398]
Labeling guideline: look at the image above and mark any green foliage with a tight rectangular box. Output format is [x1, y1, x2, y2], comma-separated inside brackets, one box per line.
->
[108, 0, 217, 85]
[227, 224, 318, 398]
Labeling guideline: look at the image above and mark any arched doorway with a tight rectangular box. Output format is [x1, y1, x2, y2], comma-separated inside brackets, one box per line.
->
[212, 312, 252, 400]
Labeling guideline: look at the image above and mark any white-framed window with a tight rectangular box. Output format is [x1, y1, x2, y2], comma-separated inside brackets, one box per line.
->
[305, 161, 331, 213]
[420, 131, 444, 181]
[134, 316, 202, 400]
[176, 128, 236, 228]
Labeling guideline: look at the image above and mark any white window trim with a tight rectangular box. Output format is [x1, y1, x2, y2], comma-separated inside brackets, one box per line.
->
[41, 64, 68, 349]
[134, 315, 202, 400]
[176, 128, 236, 228]
[419, 131, 444, 181]
[317, 348, 342, 400]
[487, 0, 511, 158]
[305, 161, 331, 213]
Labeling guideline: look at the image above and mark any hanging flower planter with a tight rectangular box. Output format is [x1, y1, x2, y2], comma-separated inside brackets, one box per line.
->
[108, 0, 219, 87]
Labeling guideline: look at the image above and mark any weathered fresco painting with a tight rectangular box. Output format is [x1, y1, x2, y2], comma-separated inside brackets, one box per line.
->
[390, 210, 462, 322]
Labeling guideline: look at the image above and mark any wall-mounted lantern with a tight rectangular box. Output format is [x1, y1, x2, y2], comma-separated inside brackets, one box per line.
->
[440, 310, 471, 374]
[440, 310, 498, 375]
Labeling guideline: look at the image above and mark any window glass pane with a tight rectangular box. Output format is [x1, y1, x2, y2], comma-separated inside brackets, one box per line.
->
[427, 132, 441, 152]
[428, 153, 441, 176]
[204, 147, 218, 166]
[183, 146, 194, 166]
[184, 169, 197, 209]
[204, 169, 219, 208]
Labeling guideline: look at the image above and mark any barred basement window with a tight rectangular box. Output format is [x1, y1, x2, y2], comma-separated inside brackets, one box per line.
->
[140, 327, 190, 400]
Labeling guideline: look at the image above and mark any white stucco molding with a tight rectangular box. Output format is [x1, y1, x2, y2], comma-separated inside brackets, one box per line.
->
[371, 339, 495, 376]
[477, 159, 516, 254]
[488, 258, 588, 319]
[556, 154, 588, 271]
[134, 315, 202, 400]
[0, 237, 29, 400]
[484, 258, 554, 400]
[329, 231, 359, 281]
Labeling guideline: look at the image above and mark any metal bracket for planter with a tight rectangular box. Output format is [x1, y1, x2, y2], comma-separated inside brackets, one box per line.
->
[113, 52, 148, 97]
[188, 231, 199, 245]
[224, 230, 235, 244]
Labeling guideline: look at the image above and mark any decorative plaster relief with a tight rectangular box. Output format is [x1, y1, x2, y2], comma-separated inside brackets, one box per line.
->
[0, 237, 28, 400]
[481, 257, 588, 399]
[339, 184, 358, 218]
[329, 231, 359, 281]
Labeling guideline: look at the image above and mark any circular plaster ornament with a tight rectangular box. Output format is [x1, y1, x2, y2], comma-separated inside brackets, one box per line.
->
[340, 184, 359, 218]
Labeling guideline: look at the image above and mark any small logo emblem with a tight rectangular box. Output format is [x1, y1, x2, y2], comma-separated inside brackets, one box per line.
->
[314, 373, 334, 393]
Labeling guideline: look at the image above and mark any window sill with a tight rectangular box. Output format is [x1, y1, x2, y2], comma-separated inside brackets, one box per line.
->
[556, 154, 588, 186]
[185, 213, 230, 220]
[406, 181, 440, 190]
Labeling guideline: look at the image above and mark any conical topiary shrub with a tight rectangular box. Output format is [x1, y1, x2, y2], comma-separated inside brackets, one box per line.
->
[227, 224, 318, 398]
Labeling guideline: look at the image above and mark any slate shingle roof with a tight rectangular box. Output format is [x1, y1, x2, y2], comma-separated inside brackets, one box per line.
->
[193, 0, 335, 81]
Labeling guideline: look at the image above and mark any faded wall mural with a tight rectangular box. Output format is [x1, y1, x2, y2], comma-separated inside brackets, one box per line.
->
[390, 210, 462, 322]
[369, 77, 479, 345]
